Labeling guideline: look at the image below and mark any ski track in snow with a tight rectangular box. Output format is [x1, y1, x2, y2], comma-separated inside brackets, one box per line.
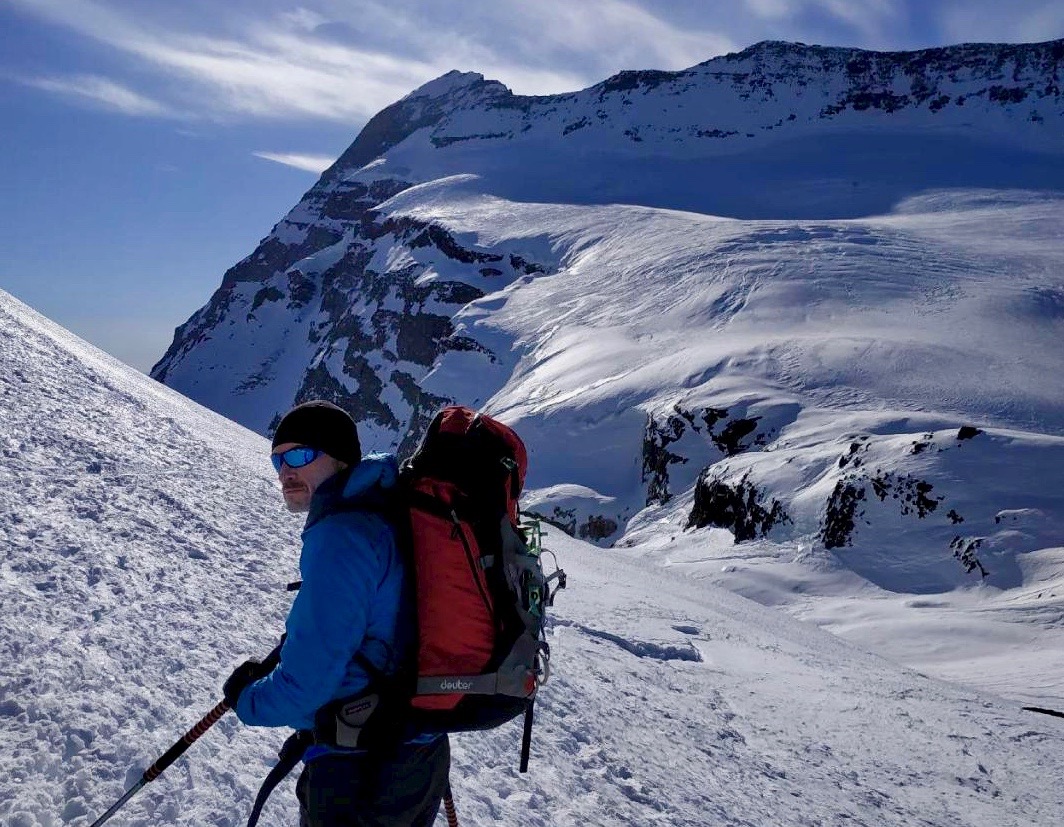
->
[3, 289, 1064, 826]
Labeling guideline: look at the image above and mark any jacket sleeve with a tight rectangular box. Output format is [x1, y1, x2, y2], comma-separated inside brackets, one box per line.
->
[235, 515, 389, 728]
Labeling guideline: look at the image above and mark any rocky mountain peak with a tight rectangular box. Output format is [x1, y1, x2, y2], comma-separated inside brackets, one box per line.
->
[404, 70, 511, 103]
[319, 70, 512, 185]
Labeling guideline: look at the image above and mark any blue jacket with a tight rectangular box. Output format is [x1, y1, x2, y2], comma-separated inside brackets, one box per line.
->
[235, 453, 411, 731]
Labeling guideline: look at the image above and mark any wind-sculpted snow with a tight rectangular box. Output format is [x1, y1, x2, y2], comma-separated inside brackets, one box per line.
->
[4, 290, 1064, 824]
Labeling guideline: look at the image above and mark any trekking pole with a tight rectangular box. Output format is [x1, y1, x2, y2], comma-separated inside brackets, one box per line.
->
[1024, 706, 1064, 720]
[443, 781, 460, 827]
[88, 644, 282, 827]
[88, 700, 231, 827]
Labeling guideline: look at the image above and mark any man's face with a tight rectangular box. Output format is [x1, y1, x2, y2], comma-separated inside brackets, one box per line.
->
[271, 442, 347, 513]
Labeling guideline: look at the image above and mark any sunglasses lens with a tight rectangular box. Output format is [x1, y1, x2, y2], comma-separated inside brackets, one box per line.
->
[272, 446, 320, 472]
[286, 447, 318, 468]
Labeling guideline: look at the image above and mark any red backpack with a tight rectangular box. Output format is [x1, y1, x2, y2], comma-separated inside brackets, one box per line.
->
[252, 408, 564, 824]
[400, 406, 565, 770]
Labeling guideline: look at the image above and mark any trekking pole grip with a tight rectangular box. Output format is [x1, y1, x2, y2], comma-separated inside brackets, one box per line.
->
[143, 700, 230, 781]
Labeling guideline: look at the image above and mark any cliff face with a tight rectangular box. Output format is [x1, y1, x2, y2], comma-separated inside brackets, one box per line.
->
[151, 39, 1063, 453]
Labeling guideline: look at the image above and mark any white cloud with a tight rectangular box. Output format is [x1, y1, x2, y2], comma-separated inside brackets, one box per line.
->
[252, 151, 335, 173]
[21, 74, 173, 117]
[4, 0, 732, 122]
[279, 7, 330, 32]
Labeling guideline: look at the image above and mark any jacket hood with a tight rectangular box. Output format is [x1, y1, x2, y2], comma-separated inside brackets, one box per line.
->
[304, 452, 399, 529]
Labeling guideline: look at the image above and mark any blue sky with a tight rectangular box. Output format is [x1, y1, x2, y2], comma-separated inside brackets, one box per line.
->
[1, 0, 1062, 371]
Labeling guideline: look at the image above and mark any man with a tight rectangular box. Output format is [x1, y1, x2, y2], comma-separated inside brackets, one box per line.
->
[223, 400, 449, 827]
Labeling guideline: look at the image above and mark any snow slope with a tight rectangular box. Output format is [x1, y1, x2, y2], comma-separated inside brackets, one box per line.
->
[4, 295, 1064, 825]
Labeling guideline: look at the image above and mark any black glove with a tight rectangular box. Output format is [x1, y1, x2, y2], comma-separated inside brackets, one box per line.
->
[223, 658, 273, 707]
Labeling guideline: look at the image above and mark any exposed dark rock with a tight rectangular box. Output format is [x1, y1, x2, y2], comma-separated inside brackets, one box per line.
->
[599, 69, 680, 95]
[408, 224, 503, 264]
[910, 432, 934, 454]
[642, 413, 689, 506]
[713, 417, 762, 456]
[868, 471, 941, 517]
[395, 312, 453, 366]
[578, 515, 619, 540]
[929, 94, 951, 111]
[441, 334, 495, 359]
[391, 371, 450, 459]
[988, 85, 1029, 103]
[319, 179, 412, 221]
[249, 286, 284, 317]
[957, 426, 984, 440]
[431, 131, 512, 147]
[838, 439, 868, 469]
[563, 117, 591, 135]
[687, 471, 791, 542]
[287, 271, 316, 308]
[267, 360, 400, 438]
[418, 281, 484, 307]
[951, 536, 989, 578]
[947, 509, 964, 524]
[820, 478, 866, 549]
[526, 507, 578, 537]
[822, 465, 945, 549]
[509, 254, 546, 275]
[702, 407, 729, 430]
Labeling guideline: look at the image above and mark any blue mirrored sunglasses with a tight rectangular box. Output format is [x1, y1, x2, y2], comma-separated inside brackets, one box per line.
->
[271, 446, 323, 473]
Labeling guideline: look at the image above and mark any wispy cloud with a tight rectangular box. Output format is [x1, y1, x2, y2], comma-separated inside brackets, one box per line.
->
[5, 0, 447, 121]
[461, 0, 737, 73]
[4, 0, 732, 123]
[252, 151, 335, 173]
[743, 0, 901, 44]
[21, 74, 174, 117]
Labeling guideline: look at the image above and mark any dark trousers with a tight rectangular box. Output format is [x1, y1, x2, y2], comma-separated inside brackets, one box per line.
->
[296, 736, 450, 827]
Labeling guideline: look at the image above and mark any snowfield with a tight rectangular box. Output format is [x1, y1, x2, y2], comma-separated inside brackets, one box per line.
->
[7, 38, 1064, 827]
[3, 290, 1064, 825]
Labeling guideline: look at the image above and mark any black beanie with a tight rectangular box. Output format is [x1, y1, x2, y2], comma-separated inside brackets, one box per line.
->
[272, 401, 361, 465]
